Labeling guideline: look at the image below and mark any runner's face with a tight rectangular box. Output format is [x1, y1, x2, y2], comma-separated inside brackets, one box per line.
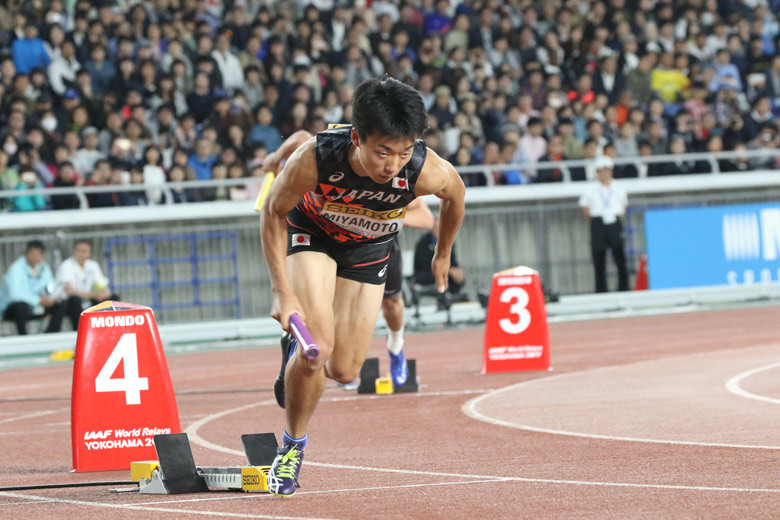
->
[354, 132, 415, 184]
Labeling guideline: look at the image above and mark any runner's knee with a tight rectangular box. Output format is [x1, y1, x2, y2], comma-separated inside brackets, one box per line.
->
[326, 357, 361, 384]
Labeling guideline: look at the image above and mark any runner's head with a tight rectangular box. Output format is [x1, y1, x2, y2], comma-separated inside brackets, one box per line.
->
[350, 77, 428, 183]
[352, 77, 427, 142]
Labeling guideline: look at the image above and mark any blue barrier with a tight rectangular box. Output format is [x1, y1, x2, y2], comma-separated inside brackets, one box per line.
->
[105, 232, 241, 318]
[645, 202, 780, 289]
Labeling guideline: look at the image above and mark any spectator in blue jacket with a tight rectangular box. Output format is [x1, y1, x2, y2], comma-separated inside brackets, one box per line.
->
[424, 0, 453, 36]
[83, 45, 115, 95]
[0, 240, 65, 335]
[248, 104, 283, 152]
[187, 138, 218, 181]
[12, 23, 52, 75]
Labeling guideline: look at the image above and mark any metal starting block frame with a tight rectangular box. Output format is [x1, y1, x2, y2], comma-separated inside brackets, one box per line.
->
[131, 432, 278, 494]
[357, 357, 419, 394]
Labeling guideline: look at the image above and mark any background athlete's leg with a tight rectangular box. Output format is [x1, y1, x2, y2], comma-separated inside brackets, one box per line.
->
[382, 246, 404, 349]
[381, 247, 407, 384]
[328, 277, 386, 384]
[284, 252, 337, 438]
[382, 295, 404, 333]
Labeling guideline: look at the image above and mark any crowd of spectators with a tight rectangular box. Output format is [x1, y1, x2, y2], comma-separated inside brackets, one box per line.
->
[1, 0, 780, 212]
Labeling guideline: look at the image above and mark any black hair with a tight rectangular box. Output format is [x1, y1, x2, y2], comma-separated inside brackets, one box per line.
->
[351, 77, 428, 141]
[74, 238, 92, 248]
[26, 240, 45, 253]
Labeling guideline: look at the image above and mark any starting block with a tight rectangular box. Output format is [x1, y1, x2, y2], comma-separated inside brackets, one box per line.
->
[357, 357, 418, 394]
[131, 432, 278, 494]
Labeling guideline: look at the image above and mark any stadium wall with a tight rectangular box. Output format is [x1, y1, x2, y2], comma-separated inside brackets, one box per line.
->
[2, 172, 780, 326]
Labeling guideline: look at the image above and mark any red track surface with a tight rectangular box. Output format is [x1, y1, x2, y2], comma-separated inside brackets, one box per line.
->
[1, 306, 779, 519]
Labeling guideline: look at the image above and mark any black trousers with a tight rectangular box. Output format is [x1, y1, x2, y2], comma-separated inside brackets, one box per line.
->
[2, 301, 66, 335]
[590, 217, 629, 293]
[65, 294, 120, 331]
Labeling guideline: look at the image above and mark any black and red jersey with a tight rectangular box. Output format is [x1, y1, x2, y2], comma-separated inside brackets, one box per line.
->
[289, 125, 426, 244]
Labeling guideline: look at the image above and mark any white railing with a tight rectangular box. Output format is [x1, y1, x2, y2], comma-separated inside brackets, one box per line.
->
[456, 148, 780, 185]
[2, 149, 778, 206]
[0, 177, 263, 210]
[2, 150, 780, 231]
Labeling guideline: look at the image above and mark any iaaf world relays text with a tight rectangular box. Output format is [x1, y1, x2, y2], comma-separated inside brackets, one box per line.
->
[83, 426, 171, 450]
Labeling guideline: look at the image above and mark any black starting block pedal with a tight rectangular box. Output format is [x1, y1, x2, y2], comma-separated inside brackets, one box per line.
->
[131, 432, 278, 494]
[134, 433, 209, 494]
[395, 359, 418, 393]
[241, 433, 278, 466]
[357, 358, 380, 394]
[356, 357, 419, 394]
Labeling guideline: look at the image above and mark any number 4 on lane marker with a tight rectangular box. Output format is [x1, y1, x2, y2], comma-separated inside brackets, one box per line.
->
[95, 333, 150, 405]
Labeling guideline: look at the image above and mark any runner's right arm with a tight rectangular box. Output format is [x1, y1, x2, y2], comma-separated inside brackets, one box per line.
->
[262, 130, 314, 174]
[260, 137, 318, 330]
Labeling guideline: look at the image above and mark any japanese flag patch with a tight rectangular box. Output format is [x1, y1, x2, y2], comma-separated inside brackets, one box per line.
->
[392, 177, 409, 190]
[292, 233, 311, 247]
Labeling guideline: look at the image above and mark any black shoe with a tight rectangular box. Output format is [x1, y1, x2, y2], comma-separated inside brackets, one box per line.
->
[274, 333, 295, 409]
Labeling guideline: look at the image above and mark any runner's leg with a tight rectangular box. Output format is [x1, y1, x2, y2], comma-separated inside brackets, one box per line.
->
[328, 277, 386, 384]
[284, 251, 337, 438]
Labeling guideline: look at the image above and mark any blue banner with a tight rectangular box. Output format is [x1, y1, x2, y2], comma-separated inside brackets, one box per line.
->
[645, 202, 780, 289]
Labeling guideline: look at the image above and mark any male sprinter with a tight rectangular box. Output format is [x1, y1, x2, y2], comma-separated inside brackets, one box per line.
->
[262, 132, 435, 389]
[260, 77, 465, 497]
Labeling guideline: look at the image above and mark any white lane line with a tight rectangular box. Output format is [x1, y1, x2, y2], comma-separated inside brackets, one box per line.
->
[127, 479, 511, 506]
[183, 389, 495, 456]
[462, 352, 780, 450]
[0, 491, 341, 520]
[725, 361, 780, 405]
[184, 398, 780, 495]
[463, 387, 780, 450]
[321, 388, 492, 403]
[0, 409, 61, 426]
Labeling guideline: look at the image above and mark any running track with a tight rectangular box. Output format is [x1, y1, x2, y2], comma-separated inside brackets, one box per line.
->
[1, 305, 779, 519]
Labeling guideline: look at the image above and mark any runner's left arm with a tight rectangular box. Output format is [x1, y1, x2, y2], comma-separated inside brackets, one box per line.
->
[415, 149, 466, 293]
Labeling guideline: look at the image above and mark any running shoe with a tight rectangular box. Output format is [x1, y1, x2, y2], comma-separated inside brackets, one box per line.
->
[389, 349, 408, 387]
[274, 333, 296, 409]
[267, 444, 304, 497]
[337, 380, 358, 390]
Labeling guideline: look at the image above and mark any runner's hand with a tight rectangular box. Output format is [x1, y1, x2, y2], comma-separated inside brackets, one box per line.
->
[262, 152, 283, 175]
[431, 254, 451, 293]
[270, 289, 305, 331]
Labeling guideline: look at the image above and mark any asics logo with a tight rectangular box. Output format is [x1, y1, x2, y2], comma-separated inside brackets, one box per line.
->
[267, 471, 282, 494]
[329, 171, 345, 182]
[378, 264, 388, 277]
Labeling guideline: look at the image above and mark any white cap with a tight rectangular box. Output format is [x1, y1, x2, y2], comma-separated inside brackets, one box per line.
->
[594, 155, 614, 171]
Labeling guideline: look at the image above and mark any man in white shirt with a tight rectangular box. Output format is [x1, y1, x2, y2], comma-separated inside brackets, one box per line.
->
[578, 156, 629, 293]
[56, 239, 116, 330]
[211, 32, 244, 91]
[48, 38, 80, 95]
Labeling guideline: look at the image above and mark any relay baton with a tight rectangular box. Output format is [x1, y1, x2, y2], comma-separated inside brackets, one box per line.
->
[289, 313, 319, 359]
[253, 172, 276, 213]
